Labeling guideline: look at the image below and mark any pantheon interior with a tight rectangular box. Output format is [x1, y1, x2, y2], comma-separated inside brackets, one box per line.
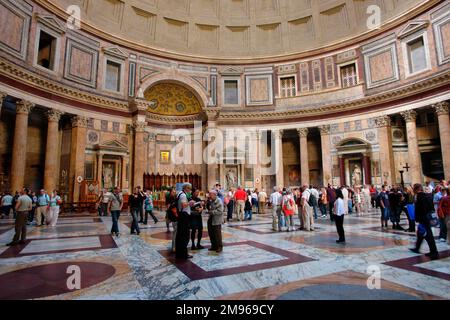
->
[0, 0, 449, 301]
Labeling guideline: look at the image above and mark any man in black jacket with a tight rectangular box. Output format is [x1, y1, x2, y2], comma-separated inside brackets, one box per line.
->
[410, 184, 439, 260]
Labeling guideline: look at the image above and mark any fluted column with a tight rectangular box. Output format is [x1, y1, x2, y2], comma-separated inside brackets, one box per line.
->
[96, 154, 103, 187]
[10, 100, 34, 192]
[0, 92, 7, 116]
[298, 128, 309, 185]
[401, 110, 422, 184]
[274, 129, 284, 187]
[132, 120, 146, 189]
[434, 102, 450, 180]
[319, 125, 332, 186]
[69, 116, 87, 202]
[375, 115, 395, 185]
[43, 109, 63, 192]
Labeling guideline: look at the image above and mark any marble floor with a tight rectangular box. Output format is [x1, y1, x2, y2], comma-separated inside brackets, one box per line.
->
[0, 209, 449, 300]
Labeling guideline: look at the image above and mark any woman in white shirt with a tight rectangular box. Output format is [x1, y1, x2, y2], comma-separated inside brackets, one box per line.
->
[48, 190, 62, 227]
[334, 188, 346, 243]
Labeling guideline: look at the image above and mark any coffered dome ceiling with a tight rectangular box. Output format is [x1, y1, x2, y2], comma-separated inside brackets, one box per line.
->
[42, 0, 426, 62]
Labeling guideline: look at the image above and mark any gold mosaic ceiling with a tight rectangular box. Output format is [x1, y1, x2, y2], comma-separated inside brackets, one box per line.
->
[42, 0, 427, 62]
[144, 83, 203, 116]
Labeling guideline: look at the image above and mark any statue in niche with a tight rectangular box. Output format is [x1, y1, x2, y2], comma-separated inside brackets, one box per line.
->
[351, 164, 362, 186]
[226, 169, 238, 189]
[103, 163, 114, 189]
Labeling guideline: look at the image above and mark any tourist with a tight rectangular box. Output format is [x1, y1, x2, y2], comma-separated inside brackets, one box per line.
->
[35, 189, 50, 226]
[341, 186, 349, 215]
[137, 187, 147, 223]
[251, 189, 259, 214]
[7, 188, 32, 246]
[226, 188, 235, 222]
[215, 184, 224, 204]
[282, 189, 295, 231]
[165, 187, 177, 232]
[433, 186, 446, 242]
[244, 189, 253, 221]
[410, 184, 439, 260]
[190, 188, 204, 250]
[108, 186, 123, 237]
[327, 184, 336, 222]
[347, 187, 354, 214]
[353, 187, 363, 216]
[47, 190, 62, 227]
[309, 185, 319, 220]
[128, 187, 143, 235]
[144, 190, 158, 225]
[207, 190, 224, 253]
[12, 191, 19, 219]
[1, 191, 13, 219]
[333, 188, 346, 243]
[319, 187, 328, 219]
[28, 191, 37, 224]
[97, 188, 110, 217]
[403, 185, 416, 232]
[362, 185, 371, 213]
[234, 186, 246, 222]
[301, 184, 314, 231]
[370, 185, 378, 208]
[270, 187, 283, 231]
[389, 186, 404, 230]
[175, 183, 193, 259]
[258, 189, 267, 215]
[377, 185, 390, 228]
[437, 187, 450, 245]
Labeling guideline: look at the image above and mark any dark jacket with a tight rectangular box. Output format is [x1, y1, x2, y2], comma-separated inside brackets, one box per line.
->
[129, 193, 145, 209]
[415, 192, 434, 225]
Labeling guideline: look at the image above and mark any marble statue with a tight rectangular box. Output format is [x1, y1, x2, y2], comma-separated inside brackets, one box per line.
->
[226, 169, 237, 189]
[352, 165, 362, 186]
[103, 164, 114, 189]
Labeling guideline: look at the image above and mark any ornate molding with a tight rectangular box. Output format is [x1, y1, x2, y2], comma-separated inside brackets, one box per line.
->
[16, 100, 35, 114]
[71, 116, 88, 128]
[46, 109, 63, 122]
[273, 129, 284, 139]
[204, 107, 221, 122]
[0, 92, 7, 108]
[132, 120, 146, 133]
[297, 128, 309, 138]
[433, 101, 449, 116]
[319, 125, 331, 135]
[400, 110, 417, 123]
[375, 115, 392, 128]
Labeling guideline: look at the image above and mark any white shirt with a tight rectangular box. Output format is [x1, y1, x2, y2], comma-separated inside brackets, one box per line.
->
[310, 188, 319, 199]
[177, 192, 191, 215]
[334, 198, 346, 216]
[302, 189, 311, 202]
[270, 192, 282, 206]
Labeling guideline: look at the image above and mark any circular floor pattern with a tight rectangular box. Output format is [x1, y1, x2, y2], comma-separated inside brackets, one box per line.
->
[299, 234, 388, 248]
[39, 225, 99, 233]
[277, 284, 421, 300]
[151, 231, 210, 240]
[0, 262, 116, 299]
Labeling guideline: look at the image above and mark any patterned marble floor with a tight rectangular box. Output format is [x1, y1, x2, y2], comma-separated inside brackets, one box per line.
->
[0, 209, 449, 300]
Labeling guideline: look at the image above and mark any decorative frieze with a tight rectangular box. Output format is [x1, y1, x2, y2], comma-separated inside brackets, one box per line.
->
[16, 100, 34, 114]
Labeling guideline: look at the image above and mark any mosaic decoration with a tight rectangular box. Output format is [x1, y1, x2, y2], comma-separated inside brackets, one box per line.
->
[144, 83, 202, 116]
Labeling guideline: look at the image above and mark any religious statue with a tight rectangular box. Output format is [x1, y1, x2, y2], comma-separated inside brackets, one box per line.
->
[352, 165, 362, 186]
[103, 164, 114, 189]
[226, 169, 237, 189]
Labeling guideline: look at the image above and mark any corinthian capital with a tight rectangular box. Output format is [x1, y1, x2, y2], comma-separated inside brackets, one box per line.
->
[47, 109, 63, 122]
[400, 110, 417, 123]
[71, 116, 88, 128]
[319, 125, 331, 136]
[433, 101, 449, 116]
[374, 115, 391, 128]
[297, 128, 309, 138]
[132, 120, 146, 133]
[16, 100, 35, 114]
[273, 129, 284, 139]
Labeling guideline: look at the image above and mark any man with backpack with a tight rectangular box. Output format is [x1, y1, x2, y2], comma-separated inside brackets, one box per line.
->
[175, 183, 193, 260]
[309, 185, 319, 220]
[108, 186, 123, 237]
[301, 184, 315, 231]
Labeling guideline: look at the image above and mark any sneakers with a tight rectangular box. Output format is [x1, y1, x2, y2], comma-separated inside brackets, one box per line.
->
[439, 238, 446, 243]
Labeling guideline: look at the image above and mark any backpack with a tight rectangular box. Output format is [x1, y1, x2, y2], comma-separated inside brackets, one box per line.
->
[167, 192, 186, 223]
[308, 191, 317, 207]
[283, 197, 293, 211]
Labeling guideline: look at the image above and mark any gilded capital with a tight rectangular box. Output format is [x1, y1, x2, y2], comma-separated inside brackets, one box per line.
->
[400, 110, 417, 123]
[47, 109, 63, 122]
[132, 120, 146, 132]
[433, 101, 449, 116]
[16, 100, 35, 115]
[319, 125, 331, 135]
[71, 116, 88, 128]
[297, 128, 309, 138]
[374, 115, 391, 128]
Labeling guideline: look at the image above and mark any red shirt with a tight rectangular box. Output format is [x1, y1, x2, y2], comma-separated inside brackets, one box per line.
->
[234, 189, 247, 201]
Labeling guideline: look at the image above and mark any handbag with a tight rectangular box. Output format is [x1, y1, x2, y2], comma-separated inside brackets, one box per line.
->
[426, 211, 439, 227]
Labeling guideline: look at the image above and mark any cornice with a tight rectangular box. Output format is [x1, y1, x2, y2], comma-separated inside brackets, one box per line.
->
[33, 0, 440, 65]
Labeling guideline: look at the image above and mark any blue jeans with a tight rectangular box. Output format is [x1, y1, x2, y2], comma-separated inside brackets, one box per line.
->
[111, 210, 120, 234]
[278, 212, 286, 229]
[312, 205, 318, 219]
[348, 200, 353, 213]
[245, 210, 252, 220]
[130, 208, 140, 234]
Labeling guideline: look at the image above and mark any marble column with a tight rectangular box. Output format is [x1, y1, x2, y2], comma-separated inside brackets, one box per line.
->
[319, 125, 332, 187]
[362, 154, 372, 185]
[132, 120, 146, 189]
[43, 109, 63, 192]
[433, 102, 450, 180]
[0, 92, 7, 116]
[254, 129, 262, 189]
[401, 110, 422, 184]
[274, 129, 284, 188]
[10, 100, 34, 193]
[339, 157, 346, 186]
[68, 116, 87, 202]
[121, 156, 128, 191]
[96, 154, 103, 187]
[298, 128, 309, 185]
[375, 115, 395, 186]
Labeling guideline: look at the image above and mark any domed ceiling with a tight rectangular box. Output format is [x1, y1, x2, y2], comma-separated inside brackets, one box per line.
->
[44, 0, 426, 62]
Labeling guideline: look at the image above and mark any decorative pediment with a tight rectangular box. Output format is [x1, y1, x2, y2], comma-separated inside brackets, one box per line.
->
[95, 140, 129, 153]
[35, 14, 66, 34]
[398, 20, 429, 39]
[102, 46, 128, 60]
[219, 66, 243, 75]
